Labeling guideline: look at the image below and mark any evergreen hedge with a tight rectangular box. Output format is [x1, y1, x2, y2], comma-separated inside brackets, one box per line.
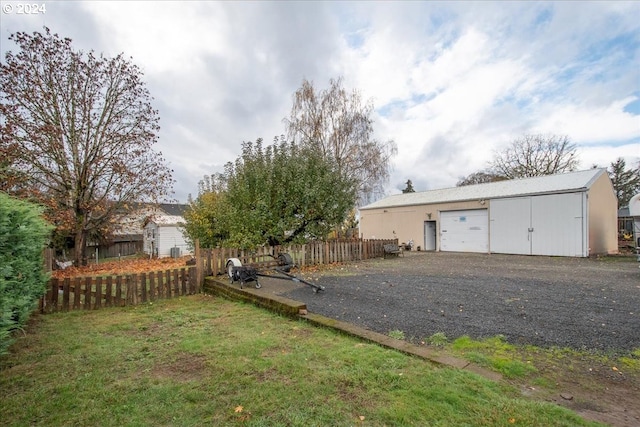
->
[0, 192, 52, 355]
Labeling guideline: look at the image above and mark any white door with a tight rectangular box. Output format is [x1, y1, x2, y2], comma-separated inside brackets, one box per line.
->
[440, 210, 488, 253]
[424, 221, 436, 251]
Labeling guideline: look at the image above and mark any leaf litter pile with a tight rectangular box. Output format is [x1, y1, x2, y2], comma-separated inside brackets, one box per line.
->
[51, 256, 193, 279]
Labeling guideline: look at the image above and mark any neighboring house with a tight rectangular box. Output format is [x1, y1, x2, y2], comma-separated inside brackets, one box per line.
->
[143, 214, 191, 258]
[359, 168, 617, 257]
[91, 203, 189, 258]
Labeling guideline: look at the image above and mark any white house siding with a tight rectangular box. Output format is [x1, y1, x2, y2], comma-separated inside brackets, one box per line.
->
[157, 225, 189, 258]
[143, 215, 191, 258]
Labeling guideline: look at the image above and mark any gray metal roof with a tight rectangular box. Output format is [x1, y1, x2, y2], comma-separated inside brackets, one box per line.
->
[361, 168, 607, 210]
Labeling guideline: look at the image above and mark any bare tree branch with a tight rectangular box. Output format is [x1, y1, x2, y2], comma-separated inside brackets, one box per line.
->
[489, 134, 579, 179]
[284, 77, 397, 205]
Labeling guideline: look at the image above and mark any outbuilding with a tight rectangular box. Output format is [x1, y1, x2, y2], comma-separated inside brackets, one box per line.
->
[143, 214, 191, 258]
[359, 168, 617, 257]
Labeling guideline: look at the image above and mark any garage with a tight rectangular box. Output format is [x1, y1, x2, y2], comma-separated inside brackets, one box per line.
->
[440, 209, 488, 253]
[358, 168, 617, 257]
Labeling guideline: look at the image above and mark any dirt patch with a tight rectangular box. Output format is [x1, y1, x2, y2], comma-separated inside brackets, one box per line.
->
[152, 352, 207, 382]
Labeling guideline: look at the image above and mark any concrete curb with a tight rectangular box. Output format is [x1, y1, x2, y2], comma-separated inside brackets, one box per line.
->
[204, 276, 502, 382]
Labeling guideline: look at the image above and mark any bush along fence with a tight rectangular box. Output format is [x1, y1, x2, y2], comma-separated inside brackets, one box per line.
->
[40, 266, 198, 314]
[197, 238, 398, 277]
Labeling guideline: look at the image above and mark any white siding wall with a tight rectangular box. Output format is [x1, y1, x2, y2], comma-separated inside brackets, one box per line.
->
[157, 225, 189, 258]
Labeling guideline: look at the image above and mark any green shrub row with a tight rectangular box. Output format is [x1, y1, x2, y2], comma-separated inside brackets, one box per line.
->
[0, 192, 52, 355]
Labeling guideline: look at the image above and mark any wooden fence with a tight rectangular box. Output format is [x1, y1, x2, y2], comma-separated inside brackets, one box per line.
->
[197, 238, 397, 277]
[41, 266, 198, 313]
[40, 238, 396, 313]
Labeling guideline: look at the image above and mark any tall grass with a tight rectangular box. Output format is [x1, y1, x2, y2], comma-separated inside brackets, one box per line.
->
[0, 295, 603, 426]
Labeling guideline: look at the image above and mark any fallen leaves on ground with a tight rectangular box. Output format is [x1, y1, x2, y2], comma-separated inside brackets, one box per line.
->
[51, 256, 193, 279]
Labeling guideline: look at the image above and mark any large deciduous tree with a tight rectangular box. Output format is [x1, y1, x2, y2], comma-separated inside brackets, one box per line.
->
[284, 77, 397, 205]
[489, 134, 579, 179]
[0, 28, 174, 265]
[608, 157, 640, 207]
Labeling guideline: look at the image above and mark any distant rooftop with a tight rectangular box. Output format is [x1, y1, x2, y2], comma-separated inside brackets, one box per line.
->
[361, 168, 607, 210]
[159, 203, 188, 216]
[147, 214, 185, 226]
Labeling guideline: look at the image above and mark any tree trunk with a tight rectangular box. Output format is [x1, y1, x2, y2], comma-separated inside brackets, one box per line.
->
[74, 227, 88, 266]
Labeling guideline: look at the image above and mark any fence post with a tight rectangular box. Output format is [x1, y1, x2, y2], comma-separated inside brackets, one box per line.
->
[195, 239, 203, 290]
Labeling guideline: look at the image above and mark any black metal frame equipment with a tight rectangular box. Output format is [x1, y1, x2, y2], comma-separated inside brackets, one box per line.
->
[225, 253, 325, 293]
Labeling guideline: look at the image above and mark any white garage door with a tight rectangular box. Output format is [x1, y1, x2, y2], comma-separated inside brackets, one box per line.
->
[490, 193, 586, 257]
[440, 209, 488, 253]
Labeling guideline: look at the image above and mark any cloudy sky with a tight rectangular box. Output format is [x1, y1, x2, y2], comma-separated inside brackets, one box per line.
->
[1, 1, 639, 203]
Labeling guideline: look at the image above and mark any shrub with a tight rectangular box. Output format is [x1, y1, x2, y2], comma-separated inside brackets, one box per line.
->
[0, 193, 52, 355]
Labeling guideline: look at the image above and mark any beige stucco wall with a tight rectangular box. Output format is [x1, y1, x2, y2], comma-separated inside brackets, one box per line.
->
[587, 173, 618, 255]
[359, 200, 486, 250]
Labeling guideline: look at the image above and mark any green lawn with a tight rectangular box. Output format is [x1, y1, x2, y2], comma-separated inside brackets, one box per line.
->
[0, 295, 603, 427]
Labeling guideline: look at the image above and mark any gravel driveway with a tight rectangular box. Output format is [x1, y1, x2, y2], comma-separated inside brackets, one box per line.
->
[276, 252, 640, 352]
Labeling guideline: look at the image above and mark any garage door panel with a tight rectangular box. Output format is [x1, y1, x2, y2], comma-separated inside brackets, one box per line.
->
[531, 193, 584, 256]
[441, 210, 488, 253]
[490, 198, 531, 255]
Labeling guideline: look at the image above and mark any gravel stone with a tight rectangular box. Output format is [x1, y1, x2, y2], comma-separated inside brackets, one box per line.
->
[279, 252, 640, 352]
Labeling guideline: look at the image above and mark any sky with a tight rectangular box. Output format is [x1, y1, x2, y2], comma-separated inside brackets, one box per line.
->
[1, 1, 639, 204]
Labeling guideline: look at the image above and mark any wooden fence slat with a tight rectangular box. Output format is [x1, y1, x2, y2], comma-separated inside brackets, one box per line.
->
[83, 278, 92, 310]
[148, 271, 156, 301]
[173, 269, 179, 296]
[189, 266, 197, 294]
[140, 272, 148, 303]
[165, 270, 171, 298]
[49, 277, 59, 310]
[181, 269, 187, 295]
[105, 276, 113, 307]
[62, 278, 70, 311]
[72, 277, 80, 309]
[131, 274, 139, 305]
[116, 276, 123, 307]
[125, 275, 132, 305]
[95, 277, 102, 309]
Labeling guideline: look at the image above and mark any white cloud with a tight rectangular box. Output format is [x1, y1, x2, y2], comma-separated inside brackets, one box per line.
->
[533, 97, 640, 143]
[1, 1, 638, 201]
